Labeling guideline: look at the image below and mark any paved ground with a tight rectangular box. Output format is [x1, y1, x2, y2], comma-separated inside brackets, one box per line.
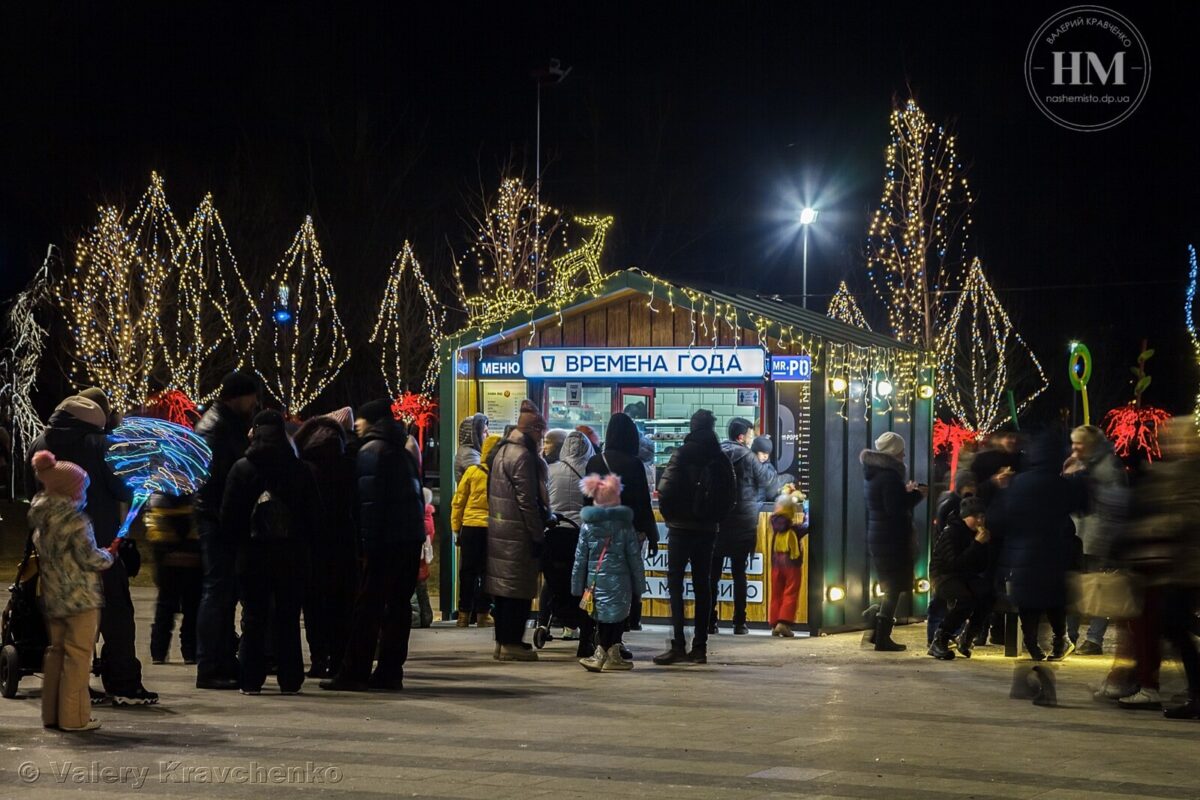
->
[0, 586, 1196, 799]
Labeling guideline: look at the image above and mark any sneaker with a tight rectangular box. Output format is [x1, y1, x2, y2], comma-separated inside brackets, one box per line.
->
[368, 674, 404, 691]
[1075, 640, 1103, 656]
[497, 644, 538, 662]
[653, 640, 689, 666]
[1025, 643, 1046, 662]
[151, 657, 167, 665]
[476, 613, 494, 628]
[111, 687, 159, 706]
[240, 688, 261, 695]
[195, 677, 239, 690]
[601, 644, 633, 672]
[60, 718, 102, 732]
[1118, 688, 1164, 709]
[89, 686, 108, 705]
[1163, 699, 1200, 720]
[733, 624, 749, 635]
[279, 689, 302, 696]
[318, 676, 369, 692]
[560, 627, 578, 641]
[1048, 637, 1074, 662]
[579, 646, 607, 673]
[1094, 681, 1136, 702]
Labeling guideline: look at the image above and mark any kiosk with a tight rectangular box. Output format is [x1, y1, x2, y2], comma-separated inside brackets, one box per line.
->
[437, 270, 935, 633]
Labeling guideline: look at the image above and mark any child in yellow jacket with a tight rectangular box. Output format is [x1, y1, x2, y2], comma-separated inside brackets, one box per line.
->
[450, 434, 500, 627]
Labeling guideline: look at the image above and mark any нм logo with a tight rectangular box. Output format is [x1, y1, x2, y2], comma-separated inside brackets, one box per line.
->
[1052, 51, 1125, 85]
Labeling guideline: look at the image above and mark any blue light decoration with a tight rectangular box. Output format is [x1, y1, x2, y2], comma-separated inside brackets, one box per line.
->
[105, 416, 212, 538]
[273, 282, 293, 326]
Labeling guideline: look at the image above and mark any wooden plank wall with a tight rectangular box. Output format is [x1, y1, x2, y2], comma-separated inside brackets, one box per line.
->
[480, 295, 785, 357]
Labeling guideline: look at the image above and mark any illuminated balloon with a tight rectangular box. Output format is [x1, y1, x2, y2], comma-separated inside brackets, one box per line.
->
[105, 416, 212, 538]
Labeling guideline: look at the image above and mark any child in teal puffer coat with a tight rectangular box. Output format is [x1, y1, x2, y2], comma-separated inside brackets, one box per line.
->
[572, 473, 646, 672]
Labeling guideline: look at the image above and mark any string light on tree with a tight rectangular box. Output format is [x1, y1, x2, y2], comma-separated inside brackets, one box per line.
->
[865, 99, 974, 351]
[1185, 244, 1200, 432]
[253, 216, 351, 417]
[125, 172, 185, 387]
[826, 281, 872, 330]
[371, 241, 445, 396]
[59, 206, 157, 412]
[935, 259, 1047, 435]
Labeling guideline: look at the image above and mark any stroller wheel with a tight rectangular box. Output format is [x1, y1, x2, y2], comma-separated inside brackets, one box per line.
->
[533, 626, 550, 650]
[1, 644, 20, 699]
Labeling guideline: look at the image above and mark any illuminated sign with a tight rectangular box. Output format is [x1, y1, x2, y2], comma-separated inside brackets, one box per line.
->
[522, 347, 765, 380]
[478, 357, 523, 378]
[770, 355, 812, 382]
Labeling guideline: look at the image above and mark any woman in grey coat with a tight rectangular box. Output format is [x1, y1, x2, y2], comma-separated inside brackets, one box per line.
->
[485, 400, 551, 661]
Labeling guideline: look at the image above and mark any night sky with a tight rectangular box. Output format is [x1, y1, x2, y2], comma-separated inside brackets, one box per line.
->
[2, 2, 1197, 419]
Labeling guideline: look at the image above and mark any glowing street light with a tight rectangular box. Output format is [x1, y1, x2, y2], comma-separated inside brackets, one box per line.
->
[800, 207, 818, 308]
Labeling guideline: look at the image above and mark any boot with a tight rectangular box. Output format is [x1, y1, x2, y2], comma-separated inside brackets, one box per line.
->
[476, 612, 494, 628]
[579, 645, 607, 672]
[497, 643, 538, 662]
[958, 619, 984, 658]
[927, 630, 955, 660]
[1048, 636, 1074, 662]
[772, 622, 794, 638]
[456, 612, 470, 628]
[653, 639, 689, 665]
[687, 643, 707, 665]
[874, 617, 906, 652]
[1163, 694, 1200, 720]
[601, 644, 633, 672]
[861, 604, 879, 647]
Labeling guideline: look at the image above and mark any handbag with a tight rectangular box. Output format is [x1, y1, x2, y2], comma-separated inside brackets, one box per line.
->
[579, 538, 611, 614]
[1075, 570, 1141, 620]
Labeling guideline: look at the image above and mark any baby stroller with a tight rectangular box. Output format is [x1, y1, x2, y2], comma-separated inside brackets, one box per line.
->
[1, 532, 101, 698]
[532, 516, 585, 649]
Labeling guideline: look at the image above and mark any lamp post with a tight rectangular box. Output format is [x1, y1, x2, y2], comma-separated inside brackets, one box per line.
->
[799, 207, 818, 309]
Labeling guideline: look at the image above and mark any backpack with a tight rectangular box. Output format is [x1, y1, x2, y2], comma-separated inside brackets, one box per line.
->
[250, 489, 291, 541]
[692, 454, 736, 520]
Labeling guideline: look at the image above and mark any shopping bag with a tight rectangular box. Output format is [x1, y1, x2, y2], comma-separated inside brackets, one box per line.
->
[1076, 571, 1141, 620]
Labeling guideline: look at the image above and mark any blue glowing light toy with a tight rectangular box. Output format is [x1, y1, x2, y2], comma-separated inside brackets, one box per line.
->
[105, 416, 212, 538]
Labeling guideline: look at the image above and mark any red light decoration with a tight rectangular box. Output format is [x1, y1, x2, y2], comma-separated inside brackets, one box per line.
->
[143, 389, 200, 429]
[391, 391, 439, 449]
[1104, 404, 1170, 462]
[933, 419, 980, 489]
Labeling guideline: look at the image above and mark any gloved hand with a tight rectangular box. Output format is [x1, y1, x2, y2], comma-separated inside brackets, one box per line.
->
[117, 537, 141, 579]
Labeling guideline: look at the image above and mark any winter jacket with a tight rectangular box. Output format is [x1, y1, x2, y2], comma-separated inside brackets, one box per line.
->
[145, 493, 201, 569]
[453, 414, 488, 484]
[295, 417, 357, 549]
[934, 491, 962, 537]
[585, 415, 658, 543]
[1070, 446, 1127, 557]
[970, 447, 1020, 505]
[929, 518, 989, 589]
[485, 429, 550, 599]
[220, 430, 320, 560]
[720, 440, 780, 542]
[27, 408, 132, 547]
[657, 428, 735, 533]
[862, 449, 923, 580]
[419, 503, 436, 583]
[1115, 456, 1200, 588]
[193, 402, 251, 522]
[989, 434, 1087, 609]
[547, 431, 594, 526]
[571, 505, 646, 624]
[451, 435, 500, 531]
[356, 419, 427, 553]
[30, 493, 114, 617]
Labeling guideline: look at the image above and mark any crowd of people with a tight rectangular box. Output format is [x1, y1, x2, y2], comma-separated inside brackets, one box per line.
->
[862, 425, 1200, 720]
[24, 369, 1196, 734]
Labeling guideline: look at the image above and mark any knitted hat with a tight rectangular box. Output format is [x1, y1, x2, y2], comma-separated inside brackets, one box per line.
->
[690, 409, 716, 433]
[218, 371, 259, 401]
[874, 431, 905, 458]
[324, 406, 354, 433]
[751, 435, 774, 455]
[516, 399, 547, 437]
[959, 496, 987, 521]
[356, 399, 394, 426]
[32, 451, 88, 504]
[55, 395, 106, 430]
[78, 387, 111, 417]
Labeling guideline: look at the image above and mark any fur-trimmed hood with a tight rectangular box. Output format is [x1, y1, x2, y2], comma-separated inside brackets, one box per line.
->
[861, 448, 906, 479]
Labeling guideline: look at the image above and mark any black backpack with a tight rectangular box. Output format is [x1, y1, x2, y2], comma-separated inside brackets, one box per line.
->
[250, 489, 291, 541]
[692, 455, 737, 520]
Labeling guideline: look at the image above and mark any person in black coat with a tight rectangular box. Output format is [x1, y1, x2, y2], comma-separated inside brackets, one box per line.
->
[927, 496, 992, 659]
[585, 412, 657, 638]
[989, 429, 1088, 661]
[712, 418, 780, 635]
[221, 410, 318, 694]
[970, 430, 1021, 505]
[27, 394, 156, 704]
[862, 431, 927, 652]
[321, 399, 426, 692]
[653, 409, 736, 666]
[294, 415, 359, 679]
[192, 371, 260, 690]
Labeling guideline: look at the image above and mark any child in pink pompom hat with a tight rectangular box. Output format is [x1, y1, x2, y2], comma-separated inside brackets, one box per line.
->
[571, 473, 645, 673]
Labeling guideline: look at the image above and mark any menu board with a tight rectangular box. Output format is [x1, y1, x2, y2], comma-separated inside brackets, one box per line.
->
[480, 380, 527, 427]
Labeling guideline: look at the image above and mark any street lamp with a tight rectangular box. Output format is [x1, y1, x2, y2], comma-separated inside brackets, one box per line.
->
[799, 207, 818, 309]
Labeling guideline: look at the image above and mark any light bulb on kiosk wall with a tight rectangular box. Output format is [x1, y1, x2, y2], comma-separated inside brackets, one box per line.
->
[826, 585, 846, 602]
